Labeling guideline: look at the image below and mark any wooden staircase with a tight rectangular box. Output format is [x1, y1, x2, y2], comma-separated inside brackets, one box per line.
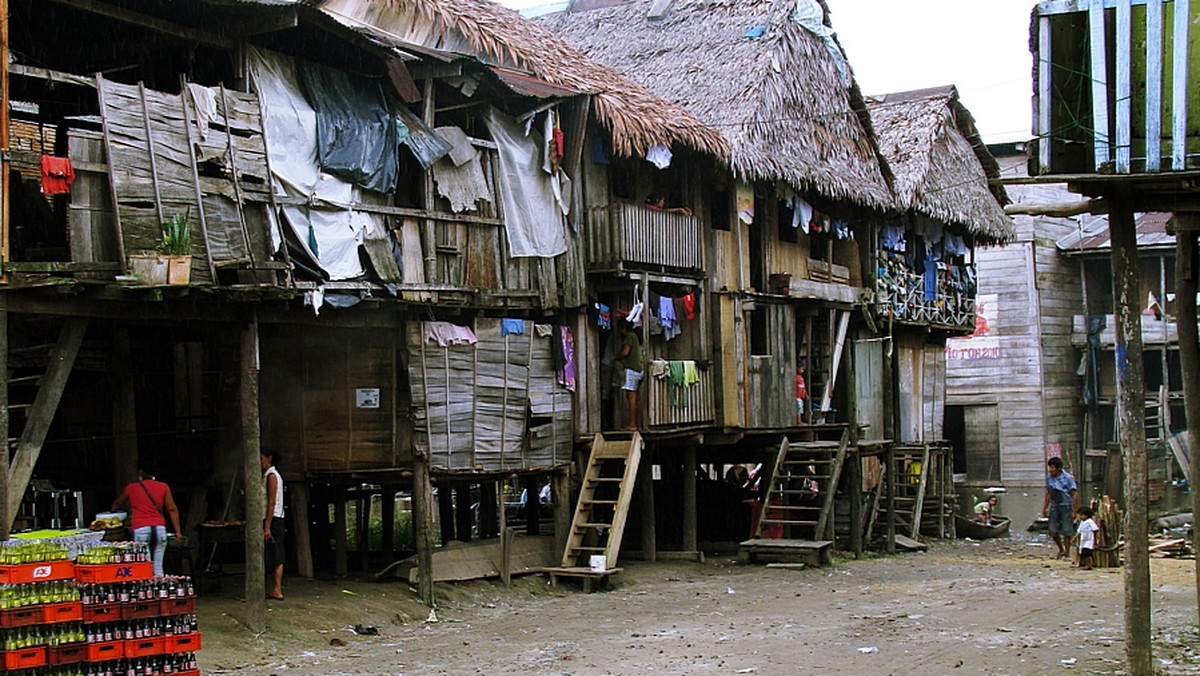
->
[740, 429, 848, 566]
[547, 433, 642, 590]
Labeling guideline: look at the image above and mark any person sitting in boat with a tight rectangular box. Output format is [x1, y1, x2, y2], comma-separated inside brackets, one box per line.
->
[973, 495, 998, 525]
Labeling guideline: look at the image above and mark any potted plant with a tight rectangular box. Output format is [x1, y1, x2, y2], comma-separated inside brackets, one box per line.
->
[157, 208, 192, 285]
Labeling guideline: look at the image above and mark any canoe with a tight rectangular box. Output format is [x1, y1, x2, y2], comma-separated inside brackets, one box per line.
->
[955, 514, 1011, 539]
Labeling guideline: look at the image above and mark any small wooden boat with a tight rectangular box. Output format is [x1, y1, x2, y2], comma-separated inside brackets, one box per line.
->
[955, 514, 1011, 539]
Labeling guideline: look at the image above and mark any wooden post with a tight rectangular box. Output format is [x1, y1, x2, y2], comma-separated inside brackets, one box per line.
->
[437, 480, 455, 542]
[412, 455, 435, 606]
[358, 491, 371, 572]
[454, 484, 472, 543]
[682, 445, 697, 555]
[637, 448, 656, 561]
[885, 445, 896, 554]
[1174, 219, 1200, 621]
[1108, 193, 1150, 675]
[291, 480, 313, 579]
[0, 299, 8, 540]
[552, 470, 570, 561]
[381, 484, 396, 562]
[848, 449, 863, 558]
[240, 316, 265, 633]
[110, 328, 138, 495]
[333, 485, 347, 577]
[477, 482, 496, 541]
[523, 476, 540, 536]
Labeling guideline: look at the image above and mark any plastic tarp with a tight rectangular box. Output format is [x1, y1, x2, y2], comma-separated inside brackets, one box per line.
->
[792, 0, 850, 86]
[247, 47, 375, 281]
[483, 107, 567, 258]
[298, 61, 399, 194]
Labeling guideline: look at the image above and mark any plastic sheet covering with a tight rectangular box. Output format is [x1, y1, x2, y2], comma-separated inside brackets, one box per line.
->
[395, 105, 452, 170]
[792, 0, 850, 86]
[298, 62, 399, 193]
[483, 107, 567, 258]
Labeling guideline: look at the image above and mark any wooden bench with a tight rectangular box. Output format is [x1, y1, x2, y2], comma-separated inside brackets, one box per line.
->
[739, 538, 833, 567]
[542, 566, 623, 593]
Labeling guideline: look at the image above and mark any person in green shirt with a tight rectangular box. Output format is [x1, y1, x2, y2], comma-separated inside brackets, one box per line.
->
[615, 318, 644, 430]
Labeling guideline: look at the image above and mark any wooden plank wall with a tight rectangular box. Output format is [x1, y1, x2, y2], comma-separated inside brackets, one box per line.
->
[407, 319, 574, 472]
[853, 336, 886, 439]
[67, 131, 118, 268]
[746, 302, 795, 428]
[259, 326, 405, 473]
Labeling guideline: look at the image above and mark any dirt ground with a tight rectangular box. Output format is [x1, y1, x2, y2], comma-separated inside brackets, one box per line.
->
[196, 532, 1200, 675]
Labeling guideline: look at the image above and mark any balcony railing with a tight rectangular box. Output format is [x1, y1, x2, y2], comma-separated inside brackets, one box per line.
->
[587, 202, 703, 272]
[645, 361, 716, 427]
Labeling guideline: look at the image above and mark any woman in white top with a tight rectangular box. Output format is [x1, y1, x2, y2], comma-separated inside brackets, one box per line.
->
[261, 451, 285, 600]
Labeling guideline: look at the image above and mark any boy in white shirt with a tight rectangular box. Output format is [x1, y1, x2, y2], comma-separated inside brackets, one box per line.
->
[1072, 505, 1099, 571]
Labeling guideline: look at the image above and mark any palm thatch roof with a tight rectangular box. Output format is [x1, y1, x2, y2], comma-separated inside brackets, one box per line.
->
[866, 86, 1014, 243]
[536, 0, 894, 211]
[313, 0, 729, 158]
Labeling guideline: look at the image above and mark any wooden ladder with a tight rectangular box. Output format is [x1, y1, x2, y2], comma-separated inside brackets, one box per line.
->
[755, 428, 850, 541]
[560, 432, 643, 569]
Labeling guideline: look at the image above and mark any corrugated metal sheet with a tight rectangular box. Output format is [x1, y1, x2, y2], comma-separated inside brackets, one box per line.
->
[1057, 212, 1175, 253]
[490, 66, 580, 99]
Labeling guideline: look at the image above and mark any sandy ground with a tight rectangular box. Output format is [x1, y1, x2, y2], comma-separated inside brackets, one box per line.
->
[195, 533, 1200, 676]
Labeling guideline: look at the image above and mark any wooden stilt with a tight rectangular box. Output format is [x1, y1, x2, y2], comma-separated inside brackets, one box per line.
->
[637, 447, 656, 562]
[454, 484, 472, 543]
[523, 476, 540, 536]
[240, 316, 265, 633]
[358, 491, 371, 571]
[1108, 192, 1150, 674]
[381, 484, 396, 563]
[0, 300, 8, 540]
[552, 470, 570, 562]
[682, 445, 697, 555]
[333, 485, 347, 576]
[848, 449, 863, 558]
[478, 482, 497, 541]
[110, 328, 138, 495]
[292, 480, 313, 579]
[885, 445, 896, 555]
[438, 480, 455, 542]
[412, 455, 435, 606]
[1175, 221, 1200, 619]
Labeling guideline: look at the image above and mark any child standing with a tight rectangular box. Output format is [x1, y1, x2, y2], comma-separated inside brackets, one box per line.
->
[1073, 505, 1099, 570]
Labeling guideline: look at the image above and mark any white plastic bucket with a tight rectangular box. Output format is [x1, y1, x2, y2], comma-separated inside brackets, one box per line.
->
[589, 555, 607, 572]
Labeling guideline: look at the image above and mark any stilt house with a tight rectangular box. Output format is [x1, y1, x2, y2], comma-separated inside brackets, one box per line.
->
[0, 0, 726, 617]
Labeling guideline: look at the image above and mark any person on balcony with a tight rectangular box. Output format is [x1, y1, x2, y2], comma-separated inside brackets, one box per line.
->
[615, 319, 644, 430]
[645, 191, 692, 216]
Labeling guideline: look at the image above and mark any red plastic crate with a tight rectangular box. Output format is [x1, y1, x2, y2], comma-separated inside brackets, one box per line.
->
[159, 597, 196, 616]
[124, 636, 163, 658]
[41, 601, 83, 624]
[0, 560, 74, 584]
[176, 671, 201, 676]
[47, 642, 87, 665]
[85, 640, 124, 662]
[0, 606, 42, 628]
[82, 602, 121, 624]
[163, 632, 202, 654]
[1, 647, 47, 670]
[121, 600, 160, 620]
[73, 562, 153, 584]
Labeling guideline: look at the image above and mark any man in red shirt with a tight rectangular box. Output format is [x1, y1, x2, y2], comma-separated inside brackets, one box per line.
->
[112, 467, 182, 577]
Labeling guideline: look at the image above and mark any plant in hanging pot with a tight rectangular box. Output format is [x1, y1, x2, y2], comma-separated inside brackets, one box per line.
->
[157, 208, 192, 285]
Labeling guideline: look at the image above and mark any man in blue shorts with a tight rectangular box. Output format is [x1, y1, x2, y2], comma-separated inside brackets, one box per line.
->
[1041, 456, 1078, 559]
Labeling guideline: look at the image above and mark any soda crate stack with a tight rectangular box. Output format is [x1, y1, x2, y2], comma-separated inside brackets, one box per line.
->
[0, 540, 202, 676]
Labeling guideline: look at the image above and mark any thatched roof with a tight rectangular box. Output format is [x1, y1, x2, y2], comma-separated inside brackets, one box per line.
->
[313, 0, 729, 158]
[537, 0, 894, 211]
[866, 86, 1014, 243]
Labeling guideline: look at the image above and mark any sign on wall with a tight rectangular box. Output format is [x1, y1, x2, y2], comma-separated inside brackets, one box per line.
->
[355, 388, 380, 409]
[946, 293, 1001, 361]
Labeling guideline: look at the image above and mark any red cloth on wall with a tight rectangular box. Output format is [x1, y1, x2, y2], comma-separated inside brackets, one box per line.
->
[40, 156, 75, 195]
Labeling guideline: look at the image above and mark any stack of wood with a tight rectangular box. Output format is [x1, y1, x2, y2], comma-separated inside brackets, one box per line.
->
[1148, 535, 1193, 559]
[1091, 495, 1122, 568]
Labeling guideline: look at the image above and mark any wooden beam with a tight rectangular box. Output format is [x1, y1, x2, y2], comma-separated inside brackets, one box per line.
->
[1005, 199, 1108, 217]
[333, 485, 348, 576]
[240, 315, 265, 633]
[1108, 190, 1151, 674]
[109, 328, 138, 496]
[9, 64, 95, 89]
[380, 484, 396, 563]
[47, 0, 235, 49]
[0, 301, 8, 539]
[636, 447, 655, 562]
[216, 8, 298, 38]
[1037, 15, 1053, 172]
[292, 480, 314, 579]
[6, 318, 87, 526]
[682, 445, 697, 554]
[1171, 0, 1190, 169]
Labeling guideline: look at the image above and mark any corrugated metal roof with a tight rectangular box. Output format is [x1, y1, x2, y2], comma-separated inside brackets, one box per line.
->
[489, 66, 580, 98]
[1057, 212, 1175, 254]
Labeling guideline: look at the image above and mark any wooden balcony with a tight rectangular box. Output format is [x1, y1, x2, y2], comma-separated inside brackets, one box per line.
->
[587, 202, 703, 273]
[645, 361, 716, 427]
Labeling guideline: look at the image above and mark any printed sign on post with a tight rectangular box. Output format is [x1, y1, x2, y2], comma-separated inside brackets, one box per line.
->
[356, 388, 380, 409]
